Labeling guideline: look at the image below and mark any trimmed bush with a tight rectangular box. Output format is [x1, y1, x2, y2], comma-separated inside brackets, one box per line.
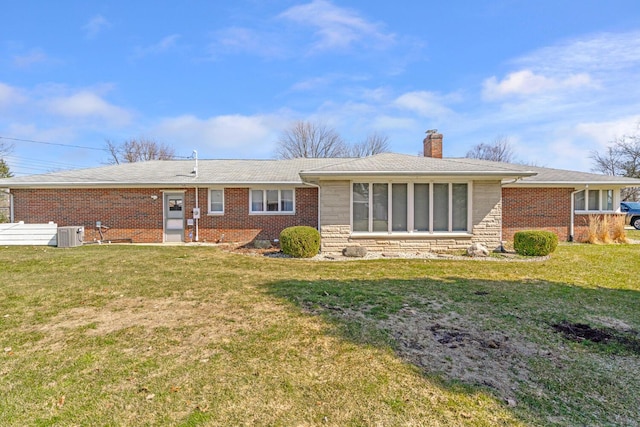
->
[514, 230, 558, 256]
[279, 226, 321, 258]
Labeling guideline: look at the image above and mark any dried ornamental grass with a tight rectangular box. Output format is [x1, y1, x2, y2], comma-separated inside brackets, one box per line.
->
[611, 214, 629, 243]
[587, 214, 602, 244]
[599, 215, 612, 244]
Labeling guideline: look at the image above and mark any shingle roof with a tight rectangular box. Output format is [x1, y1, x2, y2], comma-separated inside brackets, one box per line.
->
[299, 153, 535, 177]
[0, 158, 348, 187]
[1, 153, 639, 188]
[462, 159, 640, 186]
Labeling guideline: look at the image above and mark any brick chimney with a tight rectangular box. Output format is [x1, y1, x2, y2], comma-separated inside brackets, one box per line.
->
[423, 129, 443, 158]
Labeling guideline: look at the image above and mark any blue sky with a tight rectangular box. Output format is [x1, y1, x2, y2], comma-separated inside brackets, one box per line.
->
[2, 1, 640, 176]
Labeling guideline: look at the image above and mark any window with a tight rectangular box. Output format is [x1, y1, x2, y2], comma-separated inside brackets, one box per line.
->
[352, 182, 469, 233]
[392, 184, 408, 232]
[574, 189, 616, 212]
[250, 189, 295, 213]
[413, 183, 429, 231]
[209, 189, 224, 214]
[353, 183, 369, 232]
[168, 198, 182, 211]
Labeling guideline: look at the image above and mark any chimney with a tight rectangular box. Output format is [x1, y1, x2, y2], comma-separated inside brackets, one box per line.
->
[423, 129, 443, 158]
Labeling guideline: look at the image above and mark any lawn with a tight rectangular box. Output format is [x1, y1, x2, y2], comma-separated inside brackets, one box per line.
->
[1, 242, 639, 426]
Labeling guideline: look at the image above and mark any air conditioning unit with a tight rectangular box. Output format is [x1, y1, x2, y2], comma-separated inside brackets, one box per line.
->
[57, 226, 84, 248]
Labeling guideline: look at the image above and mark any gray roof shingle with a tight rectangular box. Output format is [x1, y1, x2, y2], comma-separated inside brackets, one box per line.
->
[1, 153, 639, 188]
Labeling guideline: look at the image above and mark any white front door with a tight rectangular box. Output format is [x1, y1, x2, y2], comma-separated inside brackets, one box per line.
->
[164, 193, 184, 242]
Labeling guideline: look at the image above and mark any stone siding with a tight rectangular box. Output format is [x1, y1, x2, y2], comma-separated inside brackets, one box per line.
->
[319, 180, 503, 255]
[471, 181, 502, 249]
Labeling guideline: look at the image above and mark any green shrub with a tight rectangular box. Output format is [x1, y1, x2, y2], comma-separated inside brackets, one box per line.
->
[279, 226, 321, 258]
[514, 230, 558, 256]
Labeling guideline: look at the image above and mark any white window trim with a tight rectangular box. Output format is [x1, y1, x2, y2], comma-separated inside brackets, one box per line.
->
[207, 188, 225, 215]
[350, 180, 472, 235]
[574, 188, 619, 214]
[249, 188, 296, 215]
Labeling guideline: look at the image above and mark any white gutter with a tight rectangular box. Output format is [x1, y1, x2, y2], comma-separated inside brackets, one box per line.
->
[193, 150, 199, 242]
[195, 186, 199, 242]
[570, 187, 586, 242]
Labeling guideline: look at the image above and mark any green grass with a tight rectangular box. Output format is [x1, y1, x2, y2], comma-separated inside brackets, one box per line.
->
[1, 242, 639, 426]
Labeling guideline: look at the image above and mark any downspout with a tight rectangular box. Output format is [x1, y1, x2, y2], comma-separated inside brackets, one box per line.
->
[193, 150, 199, 242]
[195, 186, 199, 242]
[569, 187, 586, 242]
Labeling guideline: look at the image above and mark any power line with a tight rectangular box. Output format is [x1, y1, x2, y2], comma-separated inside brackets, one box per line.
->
[0, 136, 108, 152]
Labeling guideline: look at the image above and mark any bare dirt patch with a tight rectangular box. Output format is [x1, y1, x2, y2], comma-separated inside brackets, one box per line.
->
[552, 320, 640, 354]
[377, 303, 542, 403]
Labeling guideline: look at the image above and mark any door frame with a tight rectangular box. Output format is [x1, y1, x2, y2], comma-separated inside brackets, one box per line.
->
[163, 191, 186, 242]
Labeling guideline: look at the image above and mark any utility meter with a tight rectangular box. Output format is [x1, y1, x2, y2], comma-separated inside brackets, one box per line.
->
[193, 207, 201, 219]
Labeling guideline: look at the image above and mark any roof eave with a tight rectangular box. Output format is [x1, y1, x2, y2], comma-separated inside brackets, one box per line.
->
[2, 180, 306, 189]
[300, 170, 536, 178]
[504, 180, 640, 188]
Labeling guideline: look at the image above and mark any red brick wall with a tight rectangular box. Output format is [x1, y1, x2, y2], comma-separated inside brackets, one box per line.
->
[191, 187, 318, 243]
[502, 187, 573, 241]
[10, 187, 318, 244]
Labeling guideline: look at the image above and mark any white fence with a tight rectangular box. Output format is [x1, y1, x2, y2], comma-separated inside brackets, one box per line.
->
[0, 222, 58, 246]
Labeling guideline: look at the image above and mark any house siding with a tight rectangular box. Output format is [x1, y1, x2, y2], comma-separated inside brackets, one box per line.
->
[194, 187, 318, 243]
[318, 180, 503, 255]
[10, 187, 317, 244]
[502, 187, 573, 241]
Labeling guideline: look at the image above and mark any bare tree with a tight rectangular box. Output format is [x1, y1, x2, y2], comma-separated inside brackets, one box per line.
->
[106, 138, 176, 164]
[465, 135, 515, 163]
[591, 131, 640, 200]
[350, 131, 390, 157]
[274, 121, 348, 159]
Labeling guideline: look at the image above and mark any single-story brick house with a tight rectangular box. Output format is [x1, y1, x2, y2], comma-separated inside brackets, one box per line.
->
[1, 133, 639, 253]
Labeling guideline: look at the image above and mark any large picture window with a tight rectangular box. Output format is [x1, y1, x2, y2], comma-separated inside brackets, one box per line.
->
[250, 189, 295, 214]
[574, 189, 616, 212]
[352, 182, 469, 233]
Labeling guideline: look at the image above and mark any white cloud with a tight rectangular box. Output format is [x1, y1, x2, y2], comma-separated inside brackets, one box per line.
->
[153, 114, 285, 158]
[575, 116, 640, 148]
[134, 34, 181, 57]
[393, 91, 456, 121]
[12, 49, 49, 69]
[46, 90, 132, 126]
[517, 31, 640, 74]
[0, 82, 27, 109]
[278, 0, 395, 53]
[83, 15, 111, 39]
[209, 27, 285, 59]
[482, 70, 593, 100]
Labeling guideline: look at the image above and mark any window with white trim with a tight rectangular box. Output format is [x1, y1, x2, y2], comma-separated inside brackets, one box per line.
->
[208, 189, 224, 214]
[574, 189, 615, 212]
[250, 189, 294, 213]
[352, 182, 470, 233]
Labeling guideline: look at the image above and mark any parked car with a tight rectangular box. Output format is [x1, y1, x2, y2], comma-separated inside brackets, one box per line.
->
[620, 201, 640, 230]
